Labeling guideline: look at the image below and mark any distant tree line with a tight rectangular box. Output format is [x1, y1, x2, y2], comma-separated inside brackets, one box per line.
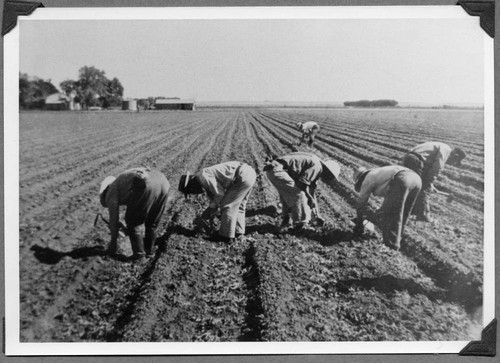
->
[19, 66, 124, 110]
[344, 99, 398, 108]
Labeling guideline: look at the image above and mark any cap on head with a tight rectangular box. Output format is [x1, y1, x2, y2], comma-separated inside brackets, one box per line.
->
[296, 122, 303, 131]
[178, 172, 204, 197]
[353, 166, 367, 184]
[99, 176, 116, 207]
[321, 159, 341, 181]
[452, 147, 466, 161]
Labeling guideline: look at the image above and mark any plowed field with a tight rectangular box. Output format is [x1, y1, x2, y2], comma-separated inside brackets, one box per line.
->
[18, 108, 484, 342]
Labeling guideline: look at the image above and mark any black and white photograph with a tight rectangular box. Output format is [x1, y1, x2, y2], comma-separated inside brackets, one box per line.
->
[2, 3, 496, 357]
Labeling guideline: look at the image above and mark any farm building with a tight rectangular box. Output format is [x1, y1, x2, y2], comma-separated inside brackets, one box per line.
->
[44, 93, 70, 111]
[122, 99, 138, 111]
[154, 98, 196, 110]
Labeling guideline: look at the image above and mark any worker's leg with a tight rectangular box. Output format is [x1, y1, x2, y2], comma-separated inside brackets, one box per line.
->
[401, 171, 422, 231]
[380, 177, 408, 250]
[266, 165, 310, 225]
[235, 166, 257, 236]
[144, 181, 169, 255]
[219, 165, 257, 238]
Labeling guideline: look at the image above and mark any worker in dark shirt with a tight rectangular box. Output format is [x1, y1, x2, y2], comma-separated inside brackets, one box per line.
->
[99, 167, 170, 260]
[265, 152, 340, 230]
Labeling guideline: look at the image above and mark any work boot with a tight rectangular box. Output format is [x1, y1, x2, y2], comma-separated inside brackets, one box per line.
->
[415, 214, 433, 223]
[128, 228, 146, 260]
[144, 228, 157, 257]
[209, 232, 234, 243]
[280, 214, 292, 227]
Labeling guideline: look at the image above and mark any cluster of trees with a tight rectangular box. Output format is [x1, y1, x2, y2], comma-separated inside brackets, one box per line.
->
[19, 73, 58, 109]
[344, 99, 398, 108]
[19, 66, 124, 110]
[59, 66, 124, 109]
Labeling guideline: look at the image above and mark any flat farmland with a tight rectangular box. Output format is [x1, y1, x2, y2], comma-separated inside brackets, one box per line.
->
[17, 108, 485, 342]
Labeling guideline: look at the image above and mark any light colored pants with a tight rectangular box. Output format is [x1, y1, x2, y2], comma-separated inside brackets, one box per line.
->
[380, 170, 422, 249]
[266, 162, 311, 225]
[219, 164, 257, 238]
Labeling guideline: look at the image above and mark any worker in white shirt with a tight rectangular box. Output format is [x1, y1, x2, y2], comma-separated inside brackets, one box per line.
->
[401, 142, 466, 222]
[179, 161, 257, 243]
[99, 167, 170, 260]
[264, 152, 340, 230]
[297, 121, 320, 147]
[353, 165, 421, 250]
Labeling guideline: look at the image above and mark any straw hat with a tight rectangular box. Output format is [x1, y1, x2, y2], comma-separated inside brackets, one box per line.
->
[321, 159, 341, 181]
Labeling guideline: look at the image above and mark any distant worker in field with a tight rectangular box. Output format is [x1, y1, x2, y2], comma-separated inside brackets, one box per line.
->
[264, 152, 340, 230]
[99, 167, 170, 260]
[179, 161, 257, 243]
[297, 121, 320, 147]
[401, 141, 466, 222]
[353, 165, 421, 250]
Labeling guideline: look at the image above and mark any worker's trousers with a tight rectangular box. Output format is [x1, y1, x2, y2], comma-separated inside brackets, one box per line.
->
[379, 170, 421, 249]
[125, 170, 170, 254]
[266, 162, 311, 225]
[401, 153, 432, 219]
[219, 164, 257, 238]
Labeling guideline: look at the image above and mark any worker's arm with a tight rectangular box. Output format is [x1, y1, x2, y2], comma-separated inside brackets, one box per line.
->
[354, 183, 373, 233]
[198, 174, 224, 209]
[427, 149, 447, 184]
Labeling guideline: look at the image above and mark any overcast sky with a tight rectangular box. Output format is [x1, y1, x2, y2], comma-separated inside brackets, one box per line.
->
[19, 15, 485, 104]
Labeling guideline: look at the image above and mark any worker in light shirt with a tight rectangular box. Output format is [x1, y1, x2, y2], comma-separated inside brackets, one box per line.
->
[297, 121, 320, 147]
[264, 152, 340, 230]
[99, 167, 170, 260]
[401, 141, 466, 222]
[179, 161, 257, 243]
[353, 165, 421, 251]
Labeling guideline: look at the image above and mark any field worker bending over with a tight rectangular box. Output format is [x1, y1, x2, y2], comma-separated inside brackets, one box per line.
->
[401, 141, 466, 222]
[353, 165, 421, 251]
[99, 167, 170, 260]
[179, 161, 257, 243]
[264, 152, 340, 230]
[297, 121, 320, 147]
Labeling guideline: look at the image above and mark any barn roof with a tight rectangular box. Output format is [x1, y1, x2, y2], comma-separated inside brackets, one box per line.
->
[45, 93, 70, 104]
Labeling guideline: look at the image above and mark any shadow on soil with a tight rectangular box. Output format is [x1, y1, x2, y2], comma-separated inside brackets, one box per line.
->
[239, 241, 266, 341]
[31, 244, 111, 264]
[246, 206, 278, 218]
[289, 227, 361, 247]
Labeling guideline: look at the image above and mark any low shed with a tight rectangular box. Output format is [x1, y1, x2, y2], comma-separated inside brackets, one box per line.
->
[154, 99, 196, 111]
[45, 93, 70, 111]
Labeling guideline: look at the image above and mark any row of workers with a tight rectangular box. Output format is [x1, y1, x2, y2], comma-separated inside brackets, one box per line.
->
[98, 141, 466, 260]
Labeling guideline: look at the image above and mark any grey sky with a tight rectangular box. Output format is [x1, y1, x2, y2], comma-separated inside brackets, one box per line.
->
[19, 17, 484, 104]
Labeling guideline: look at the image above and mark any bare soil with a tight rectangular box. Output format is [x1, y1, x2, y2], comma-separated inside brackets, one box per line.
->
[17, 108, 484, 342]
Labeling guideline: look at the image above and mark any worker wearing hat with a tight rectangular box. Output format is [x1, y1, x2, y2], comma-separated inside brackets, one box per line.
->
[353, 165, 421, 250]
[179, 161, 257, 243]
[297, 121, 320, 147]
[401, 141, 466, 222]
[264, 152, 340, 230]
[99, 167, 170, 260]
